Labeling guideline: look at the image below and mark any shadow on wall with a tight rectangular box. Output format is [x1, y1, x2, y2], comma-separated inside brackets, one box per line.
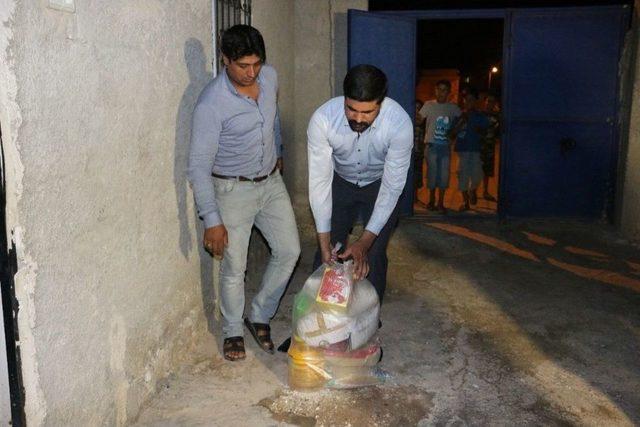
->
[173, 38, 217, 329]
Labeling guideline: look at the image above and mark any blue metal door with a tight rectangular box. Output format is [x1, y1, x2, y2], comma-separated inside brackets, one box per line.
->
[348, 10, 416, 216]
[501, 6, 628, 218]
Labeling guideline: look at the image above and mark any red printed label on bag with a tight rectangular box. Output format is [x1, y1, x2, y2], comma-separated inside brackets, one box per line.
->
[316, 266, 352, 309]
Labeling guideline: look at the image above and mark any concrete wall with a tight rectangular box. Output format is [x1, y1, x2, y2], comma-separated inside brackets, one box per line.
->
[289, 0, 367, 224]
[621, 5, 640, 241]
[254, 0, 366, 223]
[0, 1, 212, 424]
[0, 0, 371, 424]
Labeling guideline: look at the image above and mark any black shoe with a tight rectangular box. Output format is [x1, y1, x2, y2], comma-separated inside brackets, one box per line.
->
[277, 336, 291, 353]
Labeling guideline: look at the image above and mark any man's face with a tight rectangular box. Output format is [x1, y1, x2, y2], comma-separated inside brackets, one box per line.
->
[435, 84, 450, 103]
[223, 54, 262, 87]
[344, 98, 382, 133]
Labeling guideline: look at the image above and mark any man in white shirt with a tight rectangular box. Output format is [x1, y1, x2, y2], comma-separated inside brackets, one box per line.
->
[307, 64, 413, 303]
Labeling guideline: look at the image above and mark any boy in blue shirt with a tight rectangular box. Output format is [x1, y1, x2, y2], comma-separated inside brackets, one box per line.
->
[449, 88, 490, 211]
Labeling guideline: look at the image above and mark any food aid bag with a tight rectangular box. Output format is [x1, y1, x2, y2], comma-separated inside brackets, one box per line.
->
[288, 262, 387, 390]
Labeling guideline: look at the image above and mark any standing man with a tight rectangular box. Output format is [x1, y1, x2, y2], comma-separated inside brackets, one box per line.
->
[450, 87, 490, 211]
[414, 100, 426, 205]
[417, 80, 462, 214]
[188, 25, 300, 362]
[307, 64, 413, 305]
[481, 93, 501, 202]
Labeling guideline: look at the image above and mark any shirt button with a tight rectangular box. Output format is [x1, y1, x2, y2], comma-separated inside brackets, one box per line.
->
[357, 162, 360, 165]
[357, 149, 360, 152]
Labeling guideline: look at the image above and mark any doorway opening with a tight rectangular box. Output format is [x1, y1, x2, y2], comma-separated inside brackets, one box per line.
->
[414, 19, 504, 216]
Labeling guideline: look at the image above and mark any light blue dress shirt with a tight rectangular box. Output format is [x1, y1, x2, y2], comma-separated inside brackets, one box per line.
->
[188, 65, 282, 228]
[307, 96, 413, 235]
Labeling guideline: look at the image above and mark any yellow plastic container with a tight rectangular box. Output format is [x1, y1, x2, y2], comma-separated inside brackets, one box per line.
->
[287, 337, 327, 390]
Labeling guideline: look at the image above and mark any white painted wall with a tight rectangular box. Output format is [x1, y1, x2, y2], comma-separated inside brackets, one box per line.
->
[0, 1, 213, 424]
[621, 10, 640, 241]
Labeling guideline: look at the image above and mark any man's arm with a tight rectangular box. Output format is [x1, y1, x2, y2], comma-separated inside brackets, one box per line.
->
[187, 94, 227, 258]
[364, 116, 414, 235]
[307, 109, 334, 265]
[416, 102, 428, 124]
[274, 107, 283, 171]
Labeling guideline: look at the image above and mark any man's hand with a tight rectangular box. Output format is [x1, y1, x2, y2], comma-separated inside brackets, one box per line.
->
[276, 157, 283, 173]
[204, 225, 228, 260]
[338, 230, 376, 281]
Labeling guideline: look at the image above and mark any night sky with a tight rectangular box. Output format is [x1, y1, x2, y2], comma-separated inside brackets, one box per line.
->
[416, 19, 503, 93]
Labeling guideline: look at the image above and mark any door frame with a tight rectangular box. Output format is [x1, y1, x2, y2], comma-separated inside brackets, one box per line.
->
[354, 6, 629, 220]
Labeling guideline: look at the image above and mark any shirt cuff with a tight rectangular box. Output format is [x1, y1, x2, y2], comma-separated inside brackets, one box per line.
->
[203, 212, 222, 229]
[364, 221, 383, 236]
[315, 218, 331, 234]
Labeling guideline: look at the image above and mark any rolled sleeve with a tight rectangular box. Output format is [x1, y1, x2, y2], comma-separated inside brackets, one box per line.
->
[307, 111, 334, 233]
[365, 117, 414, 235]
[187, 97, 222, 228]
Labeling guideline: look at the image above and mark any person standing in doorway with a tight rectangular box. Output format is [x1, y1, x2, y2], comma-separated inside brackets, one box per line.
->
[481, 93, 501, 201]
[417, 80, 462, 214]
[450, 88, 490, 211]
[188, 25, 300, 362]
[307, 64, 413, 305]
[414, 100, 426, 205]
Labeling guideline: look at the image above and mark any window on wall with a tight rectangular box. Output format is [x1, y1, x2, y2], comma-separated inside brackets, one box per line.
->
[215, 0, 252, 71]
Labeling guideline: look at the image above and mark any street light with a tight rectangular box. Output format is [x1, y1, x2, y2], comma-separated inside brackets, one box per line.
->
[488, 66, 499, 89]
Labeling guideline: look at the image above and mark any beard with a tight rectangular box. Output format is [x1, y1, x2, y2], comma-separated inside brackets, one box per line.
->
[348, 120, 371, 133]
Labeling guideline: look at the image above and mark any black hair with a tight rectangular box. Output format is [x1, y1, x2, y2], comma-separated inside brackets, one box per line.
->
[220, 25, 266, 63]
[343, 64, 388, 103]
[435, 79, 452, 90]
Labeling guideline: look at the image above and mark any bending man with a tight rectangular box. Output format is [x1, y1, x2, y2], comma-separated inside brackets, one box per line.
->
[307, 64, 413, 305]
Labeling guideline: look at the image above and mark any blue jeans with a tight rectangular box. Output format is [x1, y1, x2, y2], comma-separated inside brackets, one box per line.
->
[426, 143, 451, 190]
[214, 171, 301, 338]
[457, 151, 483, 191]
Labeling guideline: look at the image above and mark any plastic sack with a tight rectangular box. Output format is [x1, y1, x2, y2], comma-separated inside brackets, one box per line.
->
[288, 262, 385, 390]
[294, 263, 379, 349]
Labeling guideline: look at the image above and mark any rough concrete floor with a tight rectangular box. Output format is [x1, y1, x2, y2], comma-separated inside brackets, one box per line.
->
[134, 217, 640, 426]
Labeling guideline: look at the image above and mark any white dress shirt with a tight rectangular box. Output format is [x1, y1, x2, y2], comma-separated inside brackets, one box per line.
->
[307, 96, 413, 235]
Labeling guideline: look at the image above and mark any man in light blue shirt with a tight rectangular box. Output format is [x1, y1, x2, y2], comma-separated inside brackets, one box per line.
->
[307, 65, 413, 304]
[188, 25, 300, 361]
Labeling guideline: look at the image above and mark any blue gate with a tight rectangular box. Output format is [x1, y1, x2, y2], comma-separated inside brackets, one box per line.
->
[347, 6, 628, 219]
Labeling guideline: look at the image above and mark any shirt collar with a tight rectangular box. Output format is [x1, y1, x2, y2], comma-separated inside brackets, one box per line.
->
[222, 67, 263, 98]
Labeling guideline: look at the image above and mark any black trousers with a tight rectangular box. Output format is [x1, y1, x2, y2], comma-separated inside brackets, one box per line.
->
[313, 173, 400, 304]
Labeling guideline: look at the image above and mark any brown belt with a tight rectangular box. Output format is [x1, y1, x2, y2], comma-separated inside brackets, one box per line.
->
[212, 165, 277, 183]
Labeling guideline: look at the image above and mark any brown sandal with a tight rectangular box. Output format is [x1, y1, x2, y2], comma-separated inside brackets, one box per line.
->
[244, 318, 274, 354]
[223, 336, 246, 361]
